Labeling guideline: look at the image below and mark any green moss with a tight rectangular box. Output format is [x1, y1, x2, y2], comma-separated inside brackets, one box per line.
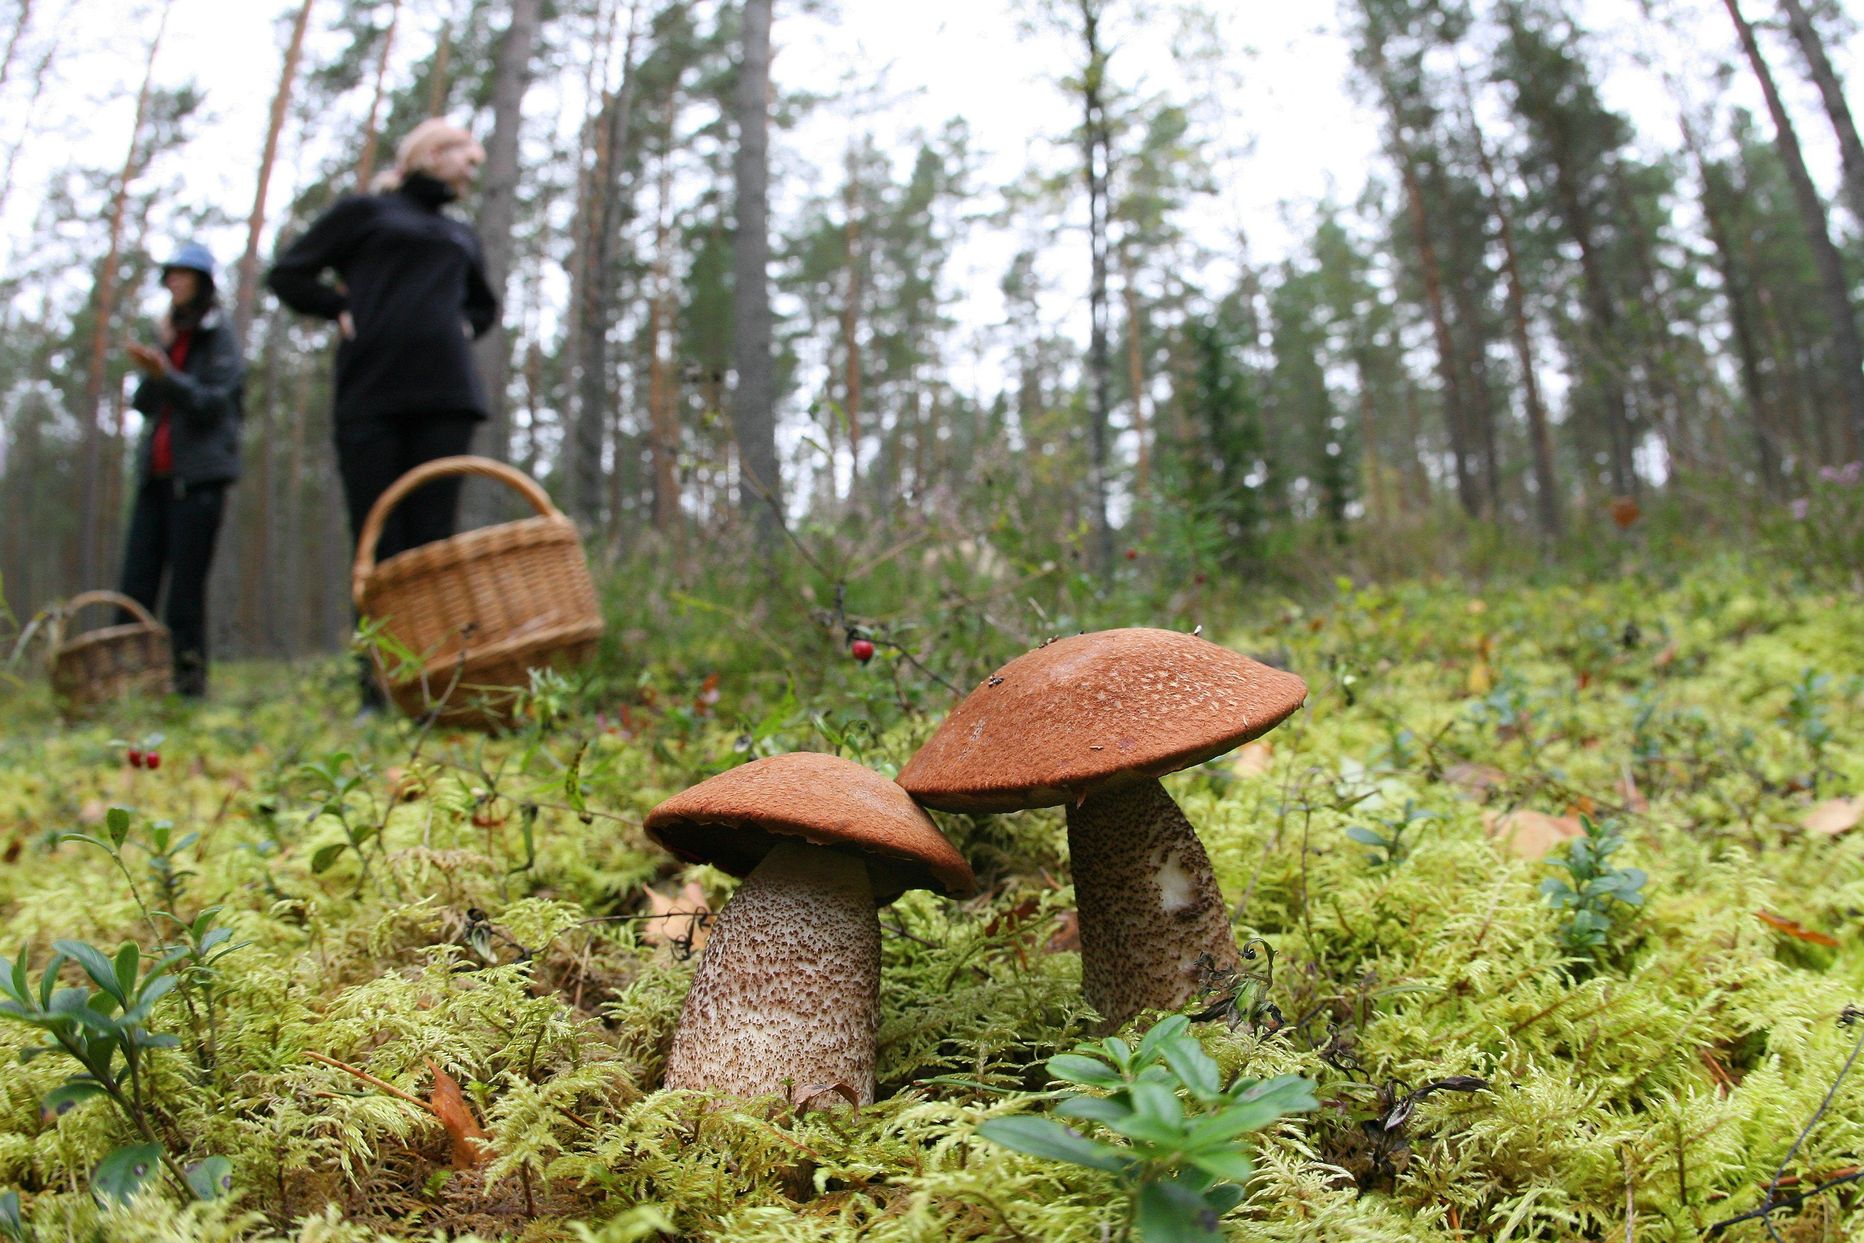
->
[0, 560, 1860, 1239]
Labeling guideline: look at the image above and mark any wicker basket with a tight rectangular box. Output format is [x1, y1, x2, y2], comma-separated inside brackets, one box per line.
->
[352, 456, 604, 729]
[51, 590, 173, 719]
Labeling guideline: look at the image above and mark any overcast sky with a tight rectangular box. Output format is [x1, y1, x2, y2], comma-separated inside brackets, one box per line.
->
[3, 0, 1861, 343]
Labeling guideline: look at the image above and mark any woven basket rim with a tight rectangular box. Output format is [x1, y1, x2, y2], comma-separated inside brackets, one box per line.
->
[361, 514, 581, 596]
[55, 622, 167, 656]
[377, 623, 606, 686]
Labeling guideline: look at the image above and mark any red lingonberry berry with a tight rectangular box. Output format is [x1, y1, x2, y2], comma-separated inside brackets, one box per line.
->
[850, 638, 876, 663]
[145, 752, 161, 771]
[127, 748, 144, 769]
[1125, 548, 1139, 560]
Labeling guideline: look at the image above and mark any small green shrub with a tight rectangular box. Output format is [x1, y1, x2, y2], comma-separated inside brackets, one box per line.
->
[978, 1014, 1318, 1242]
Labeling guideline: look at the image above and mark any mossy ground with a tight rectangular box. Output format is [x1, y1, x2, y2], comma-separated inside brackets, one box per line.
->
[1, 557, 1860, 1241]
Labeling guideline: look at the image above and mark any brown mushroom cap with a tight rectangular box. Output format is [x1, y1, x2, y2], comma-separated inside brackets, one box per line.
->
[645, 751, 976, 901]
[897, 627, 1307, 813]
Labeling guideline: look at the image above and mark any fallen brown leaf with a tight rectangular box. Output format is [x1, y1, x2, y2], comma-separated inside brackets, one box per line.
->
[641, 880, 712, 955]
[1045, 910, 1081, 955]
[1484, 809, 1584, 860]
[1443, 762, 1508, 799]
[1754, 910, 1839, 947]
[428, 1062, 492, 1169]
[1232, 740, 1274, 778]
[1801, 797, 1864, 837]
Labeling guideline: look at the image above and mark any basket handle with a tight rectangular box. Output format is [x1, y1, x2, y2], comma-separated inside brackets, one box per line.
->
[65, 590, 161, 630]
[351, 455, 564, 605]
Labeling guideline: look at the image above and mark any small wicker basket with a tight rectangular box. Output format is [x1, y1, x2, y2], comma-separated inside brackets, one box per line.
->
[352, 456, 604, 729]
[51, 590, 173, 719]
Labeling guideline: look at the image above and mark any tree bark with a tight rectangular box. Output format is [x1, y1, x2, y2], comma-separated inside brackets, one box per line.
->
[354, 0, 402, 191]
[472, 0, 544, 471]
[1398, 151, 1477, 517]
[841, 154, 864, 503]
[1077, 0, 1115, 574]
[648, 130, 680, 533]
[235, 0, 314, 339]
[79, 1, 170, 587]
[1458, 62, 1559, 534]
[571, 1, 640, 530]
[1778, 0, 1864, 227]
[1723, 0, 1864, 458]
[731, 0, 782, 542]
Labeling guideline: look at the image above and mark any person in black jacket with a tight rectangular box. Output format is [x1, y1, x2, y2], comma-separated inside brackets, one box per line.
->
[118, 240, 244, 700]
[266, 118, 495, 707]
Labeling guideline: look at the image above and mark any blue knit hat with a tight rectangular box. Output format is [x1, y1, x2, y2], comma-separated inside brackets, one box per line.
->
[161, 241, 216, 283]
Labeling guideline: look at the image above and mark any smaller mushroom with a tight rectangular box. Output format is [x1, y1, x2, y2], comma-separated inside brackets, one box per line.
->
[645, 752, 974, 1106]
[898, 628, 1306, 1029]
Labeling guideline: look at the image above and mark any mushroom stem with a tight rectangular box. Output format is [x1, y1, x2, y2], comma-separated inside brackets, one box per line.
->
[662, 839, 880, 1105]
[1067, 777, 1240, 1028]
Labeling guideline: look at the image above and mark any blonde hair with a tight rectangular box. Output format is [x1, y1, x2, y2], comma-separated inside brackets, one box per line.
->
[370, 118, 481, 192]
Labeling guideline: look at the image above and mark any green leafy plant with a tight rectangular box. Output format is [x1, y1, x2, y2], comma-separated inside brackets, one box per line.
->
[1541, 815, 1647, 960]
[977, 1014, 1318, 1242]
[59, 809, 246, 1071]
[1783, 668, 1835, 788]
[0, 940, 229, 1204]
[295, 751, 397, 896]
[1345, 799, 1439, 868]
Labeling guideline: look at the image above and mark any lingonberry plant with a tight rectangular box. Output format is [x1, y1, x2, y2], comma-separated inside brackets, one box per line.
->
[978, 1015, 1317, 1243]
[0, 941, 229, 1205]
[1541, 815, 1647, 963]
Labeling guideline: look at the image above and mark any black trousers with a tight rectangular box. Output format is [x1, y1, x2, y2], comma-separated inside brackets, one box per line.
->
[118, 476, 227, 697]
[335, 414, 477, 706]
[335, 414, 479, 563]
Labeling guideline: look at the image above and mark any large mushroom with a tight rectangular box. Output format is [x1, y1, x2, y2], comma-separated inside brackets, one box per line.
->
[897, 628, 1306, 1028]
[645, 751, 974, 1106]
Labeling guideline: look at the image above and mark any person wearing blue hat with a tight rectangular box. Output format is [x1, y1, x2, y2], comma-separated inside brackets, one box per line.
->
[116, 240, 245, 699]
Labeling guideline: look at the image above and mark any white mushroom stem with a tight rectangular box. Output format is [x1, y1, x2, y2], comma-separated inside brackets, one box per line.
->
[1067, 777, 1241, 1029]
[662, 839, 880, 1105]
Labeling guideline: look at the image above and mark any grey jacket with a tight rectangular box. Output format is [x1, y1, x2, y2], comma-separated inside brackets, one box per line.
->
[130, 309, 244, 487]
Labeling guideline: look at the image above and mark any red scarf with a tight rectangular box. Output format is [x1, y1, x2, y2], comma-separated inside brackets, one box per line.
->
[150, 329, 194, 477]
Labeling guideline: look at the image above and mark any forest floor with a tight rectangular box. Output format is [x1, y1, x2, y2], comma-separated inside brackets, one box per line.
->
[0, 555, 1860, 1241]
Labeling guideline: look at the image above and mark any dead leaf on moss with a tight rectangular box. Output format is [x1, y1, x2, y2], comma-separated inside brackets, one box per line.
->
[1443, 762, 1507, 799]
[1801, 797, 1864, 837]
[427, 1063, 491, 1169]
[1232, 740, 1274, 778]
[1484, 809, 1583, 859]
[1754, 910, 1840, 947]
[1045, 910, 1080, 954]
[641, 880, 711, 955]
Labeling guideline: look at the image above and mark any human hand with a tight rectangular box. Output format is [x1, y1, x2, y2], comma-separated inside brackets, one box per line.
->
[125, 343, 169, 378]
[338, 310, 356, 340]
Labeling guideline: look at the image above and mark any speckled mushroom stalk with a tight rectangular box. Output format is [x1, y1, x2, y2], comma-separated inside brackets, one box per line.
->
[644, 751, 975, 1108]
[662, 840, 881, 1105]
[1066, 778, 1239, 1027]
[897, 627, 1308, 1031]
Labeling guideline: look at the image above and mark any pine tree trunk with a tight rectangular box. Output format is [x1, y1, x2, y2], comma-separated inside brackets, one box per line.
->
[841, 159, 863, 503]
[1078, 0, 1115, 574]
[1549, 146, 1637, 498]
[1778, 0, 1864, 226]
[648, 132, 680, 534]
[1461, 64, 1560, 534]
[235, 0, 314, 339]
[471, 0, 544, 469]
[354, 0, 402, 191]
[1723, 0, 1864, 459]
[731, 0, 782, 542]
[79, 1, 169, 588]
[1398, 153, 1477, 517]
[1123, 256, 1150, 515]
